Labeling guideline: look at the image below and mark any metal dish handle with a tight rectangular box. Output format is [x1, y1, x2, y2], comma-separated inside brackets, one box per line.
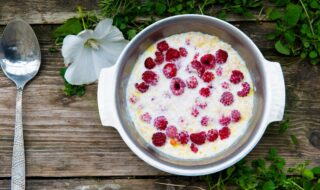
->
[264, 59, 286, 123]
[98, 65, 118, 129]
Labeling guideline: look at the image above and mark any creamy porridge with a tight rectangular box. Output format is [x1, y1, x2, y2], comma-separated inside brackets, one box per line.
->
[126, 32, 254, 159]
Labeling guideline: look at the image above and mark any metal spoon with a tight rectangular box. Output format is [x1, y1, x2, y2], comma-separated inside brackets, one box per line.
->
[0, 19, 41, 190]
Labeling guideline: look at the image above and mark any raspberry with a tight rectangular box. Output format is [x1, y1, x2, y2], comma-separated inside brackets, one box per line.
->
[129, 95, 137, 104]
[166, 125, 178, 138]
[201, 71, 215, 83]
[195, 98, 207, 109]
[216, 49, 228, 64]
[230, 70, 244, 84]
[216, 66, 223, 76]
[142, 70, 159, 85]
[163, 63, 177, 78]
[178, 131, 189, 144]
[231, 110, 241, 122]
[165, 48, 180, 61]
[193, 52, 200, 60]
[207, 129, 219, 142]
[199, 87, 211, 97]
[135, 82, 149, 93]
[200, 54, 216, 69]
[186, 76, 198, 89]
[153, 116, 168, 130]
[190, 143, 198, 153]
[154, 51, 164, 64]
[140, 112, 152, 123]
[170, 77, 186, 96]
[190, 131, 206, 145]
[221, 82, 229, 89]
[220, 91, 234, 106]
[237, 82, 250, 97]
[197, 66, 205, 77]
[144, 57, 156, 69]
[201, 116, 210, 126]
[191, 60, 202, 70]
[219, 115, 231, 126]
[152, 132, 167, 146]
[219, 127, 231, 140]
[157, 40, 169, 52]
[191, 106, 199, 117]
[179, 47, 188, 57]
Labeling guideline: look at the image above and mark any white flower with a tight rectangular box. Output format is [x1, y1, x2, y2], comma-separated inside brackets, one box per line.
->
[62, 18, 128, 85]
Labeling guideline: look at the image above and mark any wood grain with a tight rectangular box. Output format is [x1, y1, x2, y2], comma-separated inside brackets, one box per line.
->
[0, 178, 205, 190]
[0, 22, 319, 178]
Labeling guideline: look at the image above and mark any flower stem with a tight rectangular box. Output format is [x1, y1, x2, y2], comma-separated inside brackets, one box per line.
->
[77, 6, 87, 30]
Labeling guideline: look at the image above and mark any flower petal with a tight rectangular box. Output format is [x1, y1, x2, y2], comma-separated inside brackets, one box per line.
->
[65, 47, 97, 85]
[78, 29, 95, 40]
[61, 35, 83, 65]
[93, 18, 113, 39]
[99, 40, 128, 63]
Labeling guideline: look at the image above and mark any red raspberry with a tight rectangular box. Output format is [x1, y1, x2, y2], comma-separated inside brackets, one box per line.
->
[179, 47, 188, 57]
[190, 131, 206, 145]
[231, 110, 241, 122]
[191, 106, 199, 117]
[221, 82, 229, 89]
[216, 49, 228, 64]
[190, 143, 198, 153]
[186, 76, 198, 89]
[202, 71, 215, 83]
[195, 98, 207, 109]
[153, 116, 168, 130]
[163, 63, 177, 78]
[230, 70, 244, 84]
[199, 87, 211, 97]
[200, 54, 216, 69]
[197, 66, 205, 77]
[216, 66, 223, 76]
[207, 129, 219, 142]
[142, 70, 159, 86]
[219, 115, 231, 126]
[220, 91, 234, 106]
[178, 131, 189, 144]
[165, 48, 180, 61]
[166, 125, 177, 138]
[140, 112, 152, 123]
[135, 82, 149, 93]
[219, 127, 231, 140]
[144, 57, 156, 69]
[191, 60, 202, 70]
[201, 116, 210, 126]
[237, 82, 250, 97]
[154, 51, 164, 65]
[129, 95, 137, 104]
[170, 77, 186, 96]
[157, 40, 169, 52]
[152, 132, 167, 146]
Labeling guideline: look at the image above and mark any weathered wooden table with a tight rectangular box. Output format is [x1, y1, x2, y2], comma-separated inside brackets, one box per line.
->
[0, 1, 319, 189]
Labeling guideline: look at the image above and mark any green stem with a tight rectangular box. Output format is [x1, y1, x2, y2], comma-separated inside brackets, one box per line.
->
[299, 0, 315, 37]
[290, 180, 304, 190]
[77, 6, 87, 29]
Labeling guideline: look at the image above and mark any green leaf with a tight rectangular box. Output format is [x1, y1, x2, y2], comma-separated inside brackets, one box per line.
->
[284, 30, 296, 44]
[283, 4, 302, 27]
[59, 67, 86, 97]
[309, 51, 318, 59]
[303, 181, 313, 190]
[262, 181, 275, 190]
[53, 18, 82, 38]
[155, 2, 166, 15]
[275, 40, 291, 55]
[268, 8, 283, 20]
[278, 119, 289, 134]
[310, 0, 319, 9]
[302, 169, 314, 180]
[227, 166, 235, 177]
[127, 29, 137, 40]
[312, 167, 320, 175]
[290, 135, 299, 145]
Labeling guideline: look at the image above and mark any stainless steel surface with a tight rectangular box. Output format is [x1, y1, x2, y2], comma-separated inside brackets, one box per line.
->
[98, 14, 285, 175]
[0, 19, 41, 189]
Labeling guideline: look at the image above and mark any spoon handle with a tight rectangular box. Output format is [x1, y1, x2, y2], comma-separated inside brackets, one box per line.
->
[11, 88, 25, 190]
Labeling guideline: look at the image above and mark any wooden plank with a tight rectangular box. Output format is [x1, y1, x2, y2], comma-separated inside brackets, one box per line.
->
[0, 178, 206, 190]
[0, 0, 99, 25]
[0, 22, 319, 177]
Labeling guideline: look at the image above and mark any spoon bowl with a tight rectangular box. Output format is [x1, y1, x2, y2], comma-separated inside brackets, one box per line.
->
[0, 19, 41, 190]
